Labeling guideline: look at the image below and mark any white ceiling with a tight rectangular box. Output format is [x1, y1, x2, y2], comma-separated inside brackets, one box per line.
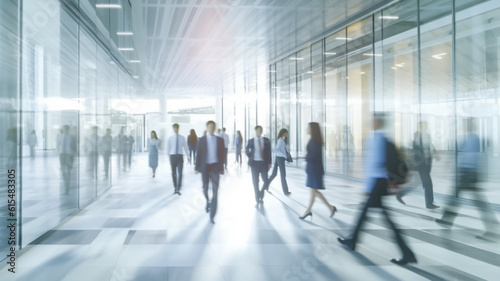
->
[130, 0, 392, 97]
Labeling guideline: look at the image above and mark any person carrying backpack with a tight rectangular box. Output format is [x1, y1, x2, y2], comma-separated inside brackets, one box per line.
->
[338, 113, 416, 265]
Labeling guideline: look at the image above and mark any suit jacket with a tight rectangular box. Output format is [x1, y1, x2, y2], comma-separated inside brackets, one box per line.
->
[195, 135, 226, 174]
[246, 137, 272, 167]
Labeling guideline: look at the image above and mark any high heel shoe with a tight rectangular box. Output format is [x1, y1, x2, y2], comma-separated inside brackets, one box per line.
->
[299, 212, 312, 220]
[330, 206, 337, 218]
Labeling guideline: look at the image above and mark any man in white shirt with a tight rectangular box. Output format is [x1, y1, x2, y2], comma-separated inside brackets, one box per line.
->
[246, 125, 272, 206]
[195, 120, 226, 224]
[168, 123, 189, 195]
[221, 127, 230, 169]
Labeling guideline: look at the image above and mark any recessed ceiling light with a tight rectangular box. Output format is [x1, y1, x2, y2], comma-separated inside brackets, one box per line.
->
[133, 76, 139, 79]
[363, 53, 382, 57]
[360, 72, 365, 75]
[129, 60, 141, 63]
[289, 57, 304, 60]
[96, 4, 122, 8]
[432, 53, 447, 59]
[379, 15, 399, 20]
[118, 48, 134, 51]
[117, 31, 133, 36]
[306, 71, 314, 74]
[335, 37, 352, 41]
[391, 67, 398, 70]
[324, 52, 337, 55]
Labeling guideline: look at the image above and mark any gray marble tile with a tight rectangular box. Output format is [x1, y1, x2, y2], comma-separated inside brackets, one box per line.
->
[31, 230, 101, 245]
[103, 218, 135, 228]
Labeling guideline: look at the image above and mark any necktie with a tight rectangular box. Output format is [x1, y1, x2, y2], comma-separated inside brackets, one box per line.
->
[176, 134, 179, 154]
[258, 138, 263, 159]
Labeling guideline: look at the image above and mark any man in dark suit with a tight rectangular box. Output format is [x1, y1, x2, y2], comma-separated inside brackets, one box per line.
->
[246, 125, 272, 206]
[195, 120, 226, 224]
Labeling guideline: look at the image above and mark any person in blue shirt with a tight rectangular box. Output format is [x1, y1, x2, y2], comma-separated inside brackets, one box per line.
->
[338, 113, 417, 265]
[436, 118, 499, 239]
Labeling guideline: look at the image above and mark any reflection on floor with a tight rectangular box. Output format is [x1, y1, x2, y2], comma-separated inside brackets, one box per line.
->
[1, 153, 499, 281]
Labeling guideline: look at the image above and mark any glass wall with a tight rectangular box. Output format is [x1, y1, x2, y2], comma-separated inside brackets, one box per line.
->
[0, 0, 139, 258]
[270, 0, 500, 204]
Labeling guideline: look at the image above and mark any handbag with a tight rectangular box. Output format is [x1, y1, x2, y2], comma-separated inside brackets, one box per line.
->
[286, 150, 293, 163]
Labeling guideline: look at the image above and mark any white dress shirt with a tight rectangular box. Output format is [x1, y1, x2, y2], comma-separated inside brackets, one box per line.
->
[206, 134, 218, 164]
[167, 133, 189, 155]
[253, 137, 264, 161]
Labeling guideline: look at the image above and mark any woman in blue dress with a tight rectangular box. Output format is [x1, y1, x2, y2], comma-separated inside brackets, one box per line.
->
[300, 122, 337, 220]
[148, 130, 160, 178]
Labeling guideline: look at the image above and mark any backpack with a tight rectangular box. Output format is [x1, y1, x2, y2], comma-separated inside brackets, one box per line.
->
[385, 138, 409, 185]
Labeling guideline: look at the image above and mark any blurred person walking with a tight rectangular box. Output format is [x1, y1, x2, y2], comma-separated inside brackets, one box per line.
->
[300, 123, 337, 220]
[246, 125, 272, 206]
[338, 114, 416, 265]
[264, 128, 291, 196]
[148, 130, 160, 178]
[28, 130, 38, 159]
[234, 130, 243, 167]
[195, 120, 226, 224]
[436, 118, 500, 239]
[187, 129, 198, 165]
[102, 128, 113, 179]
[168, 123, 189, 195]
[397, 121, 440, 209]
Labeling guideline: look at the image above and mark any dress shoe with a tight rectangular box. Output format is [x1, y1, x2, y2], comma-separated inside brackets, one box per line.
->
[337, 237, 355, 250]
[205, 203, 210, 213]
[210, 219, 215, 224]
[284, 192, 292, 196]
[299, 212, 312, 220]
[435, 218, 453, 227]
[330, 206, 338, 218]
[476, 231, 500, 241]
[396, 193, 406, 205]
[426, 204, 439, 209]
[390, 254, 417, 265]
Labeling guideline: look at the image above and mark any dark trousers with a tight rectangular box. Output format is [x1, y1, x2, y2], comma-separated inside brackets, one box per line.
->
[265, 157, 289, 194]
[103, 151, 111, 177]
[418, 161, 434, 206]
[127, 149, 133, 168]
[170, 155, 184, 191]
[441, 168, 498, 230]
[251, 161, 269, 203]
[188, 145, 196, 163]
[203, 164, 220, 220]
[350, 178, 414, 257]
[235, 150, 242, 165]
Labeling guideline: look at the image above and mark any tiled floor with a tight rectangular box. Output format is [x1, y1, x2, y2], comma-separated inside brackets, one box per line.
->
[1, 153, 500, 281]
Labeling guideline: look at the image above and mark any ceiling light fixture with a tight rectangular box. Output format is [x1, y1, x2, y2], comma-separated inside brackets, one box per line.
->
[118, 48, 134, 51]
[129, 60, 141, 63]
[391, 67, 398, 70]
[335, 37, 352, 41]
[117, 31, 133, 36]
[363, 53, 382, 57]
[289, 57, 304, 60]
[133, 76, 139, 79]
[379, 15, 399, 20]
[96, 4, 122, 8]
[360, 72, 365, 75]
[306, 71, 314, 74]
[324, 52, 337, 55]
[432, 53, 447, 59]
